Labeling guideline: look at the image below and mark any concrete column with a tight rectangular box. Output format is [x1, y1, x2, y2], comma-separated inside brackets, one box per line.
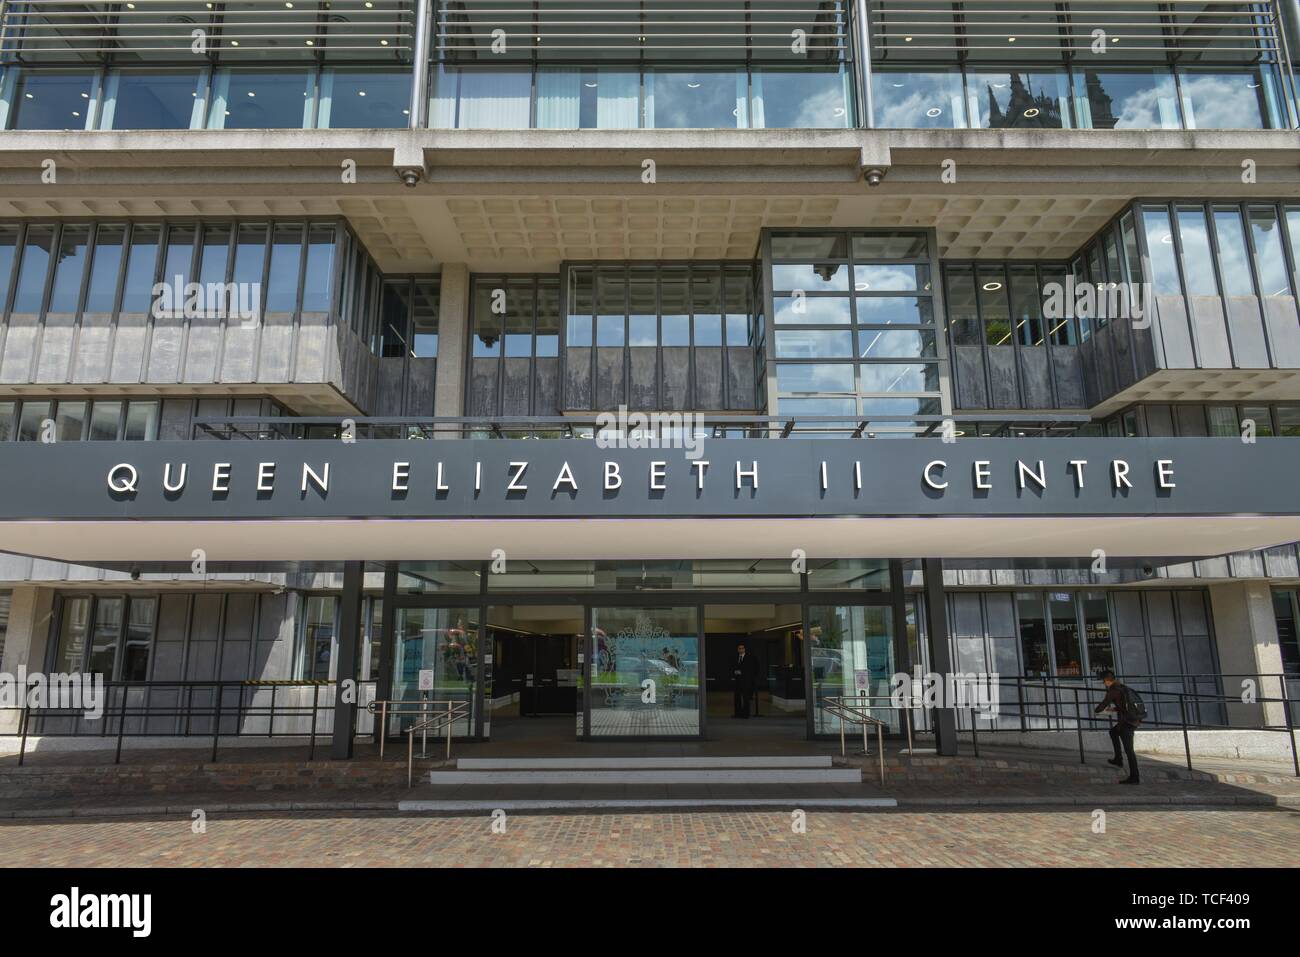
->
[433, 262, 469, 425]
[1208, 581, 1287, 727]
[0, 587, 56, 733]
[922, 559, 958, 755]
[331, 561, 364, 759]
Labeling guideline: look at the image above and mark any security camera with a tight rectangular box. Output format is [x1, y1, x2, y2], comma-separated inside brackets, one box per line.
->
[863, 167, 886, 187]
[398, 167, 422, 188]
[130, 568, 141, 581]
[1139, 562, 1156, 578]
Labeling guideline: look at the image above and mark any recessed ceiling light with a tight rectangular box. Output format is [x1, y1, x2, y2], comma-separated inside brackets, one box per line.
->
[1023, 107, 1039, 118]
[380, 39, 389, 45]
[687, 82, 701, 89]
[584, 82, 598, 88]
[80, 92, 89, 98]
[285, 1, 293, 6]
[1160, 233, 1173, 245]
[892, 82, 904, 88]
[1008, 36, 1017, 42]
[925, 107, 942, 117]
[247, 91, 256, 97]
[982, 281, 1003, 291]
[231, 40, 239, 46]
[904, 36, 913, 42]
[358, 90, 366, 96]
[72, 111, 80, 117]
[305, 39, 314, 45]
[24, 92, 32, 99]
[402, 109, 410, 114]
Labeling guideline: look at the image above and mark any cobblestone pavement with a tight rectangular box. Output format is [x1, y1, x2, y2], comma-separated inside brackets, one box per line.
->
[2, 807, 1297, 867]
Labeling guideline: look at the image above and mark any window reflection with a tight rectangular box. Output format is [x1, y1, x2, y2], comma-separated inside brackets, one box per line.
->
[1179, 69, 1276, 130]
[1073, 69, 1178, 129]
[209, 70, 313, 130]
[5, 69, 94, 130]
[752, 68, 850, 128]
[102, 70, 202, 130]
[967, 71, 1070, 129]
[320, 69, 410, 129]
[873, 70, 966, 128]
[646, 70, 746, 128]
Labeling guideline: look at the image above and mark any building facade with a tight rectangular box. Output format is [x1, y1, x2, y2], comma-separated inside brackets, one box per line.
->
[0, 1, 1298, 755]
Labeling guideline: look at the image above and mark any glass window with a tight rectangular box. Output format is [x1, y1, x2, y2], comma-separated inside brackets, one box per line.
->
[856, 296, 934, 327]
[103, 70, 202, 130]
[536, 68, 640, 129]
[87, 597, 124, 677]
[977, 267, 1012, 345]
[775, 329, 853, 359]
[1207, 405, 1239, 437]
[1072, 69, 1179, 129]
[772, 263, 849, 293]
[53, 597, 91, 673]
[1141, 206, 1182, 296]
[232, 223, 267, 309]
[453, 69, 531, 129]
[776, 363, 855, 393]
[0, 402, 14, 442]
[1048, 593, 1082, 677]
[265, 224, 303, 312]
[1008, 266, 1044, 346]
[396, 561, 482, 594]
[858, 329, 937, 359]
[1017, 594, 1050, 677]
[161, 223, 195, 289]
[807, 560, 890, 591]
[1175, 206, 1218, 296]
[944, 266, 980, 345]
[1273, 590, 1299, 675]
[319, 69, 409, 129]
[300, 596, 337, 681]
[301, 225, 335, 312]
[1247, 206, 1292, 296]
[1120, 213, 1143, 285]
[1082, 592, 1114, 677]
[84, 225, 125, 313]
[646, 70, 746, 129]
[210, 70, 314, 130]
[411, 281, 440, 357]
[1241, 405, 1274, 437]
[198, 224, 231, 290]
[0, 226, 18, 306]
[12, 226, 54, 314]
[774, 295, 851, 325]
[48, 225, 90, 314]
[7, 70, 94, 130]
[1212, 207, 1254, 296]
[121, 598, 155, 681]
[660, 269, 689, 346]
[859, 362, 940, 393]
[381, 281, 411, 358]
[752, 68, 850, 128]
[1178, 69, 1274, 130]
[1277, 406, 1300, 437]
[120, 225, 161, 313]
[1040, 266, 1076, 345]
[389, 606, 478, 736]
[589, 605, 700, 737]
[855, 264, 927, 292]
[873, 70, 966, 128]
[123, 401, 159, 441]
[809, 605, 896, 733]
[89, 401, 122, 440]
[17, 401, 50, 442]
[771, 234, 847, 259]
[504, 283, 536, 357]
[967, 71, 1070, 129]
[54, 401, 86, 441]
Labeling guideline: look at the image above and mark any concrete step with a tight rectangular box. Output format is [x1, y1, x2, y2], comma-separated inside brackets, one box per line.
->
[400, 797, 896, 812]
[455, 756, 834, 770]
[429, 767, 862, 785]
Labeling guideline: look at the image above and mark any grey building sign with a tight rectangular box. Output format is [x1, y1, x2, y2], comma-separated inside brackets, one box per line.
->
[0, 438, 1294, 522]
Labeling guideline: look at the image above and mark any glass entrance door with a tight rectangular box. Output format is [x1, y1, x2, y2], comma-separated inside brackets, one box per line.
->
[390, 606, 479, 737]
[588, 605, 702, 737]
[808, 604, 898, 735]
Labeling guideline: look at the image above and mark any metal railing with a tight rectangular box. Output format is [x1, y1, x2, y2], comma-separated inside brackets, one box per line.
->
[0, 679, 379, 765]
[192, 412, 1093, 442]
[822, 694, 887, 785]
[366, 698, 471, 787]
[886, 673, 1298, 777]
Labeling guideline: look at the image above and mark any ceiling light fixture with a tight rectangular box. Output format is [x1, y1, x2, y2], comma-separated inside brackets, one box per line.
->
[982, 281, 1003, 291]
[1023, 107, 1039, 118]
[925, 107, 942, 117]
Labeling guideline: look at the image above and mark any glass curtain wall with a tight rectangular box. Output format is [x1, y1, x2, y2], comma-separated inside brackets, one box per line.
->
[0, 2, 415, 131]
[430, 1, 854, 130]
[390, 606, 480, 738]
[808, 604, 897, 734]
[768, 229, 943, 431]
[868, 0, 1290, 130]
[562, 263, 758, 411]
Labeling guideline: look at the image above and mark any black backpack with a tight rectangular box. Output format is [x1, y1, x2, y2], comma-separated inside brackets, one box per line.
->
[1119, 684, 1148, 723]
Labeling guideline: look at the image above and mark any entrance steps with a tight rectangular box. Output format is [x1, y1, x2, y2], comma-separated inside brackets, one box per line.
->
[429, 754, 861, 786]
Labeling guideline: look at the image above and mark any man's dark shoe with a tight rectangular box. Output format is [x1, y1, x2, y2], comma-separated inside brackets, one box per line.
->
[1107, 757, 1124, 768]
[1118, 777, 1140, 785]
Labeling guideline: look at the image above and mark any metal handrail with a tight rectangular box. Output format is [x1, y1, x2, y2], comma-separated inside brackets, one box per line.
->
[366, 698, 471, 786]
[822, 694, 887, 786]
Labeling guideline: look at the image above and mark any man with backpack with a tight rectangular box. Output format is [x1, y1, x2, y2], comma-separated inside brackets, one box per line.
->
[1094, 669, 1145, 785]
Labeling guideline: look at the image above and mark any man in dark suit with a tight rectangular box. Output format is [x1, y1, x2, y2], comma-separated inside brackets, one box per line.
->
[732, 642, 758, 718]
